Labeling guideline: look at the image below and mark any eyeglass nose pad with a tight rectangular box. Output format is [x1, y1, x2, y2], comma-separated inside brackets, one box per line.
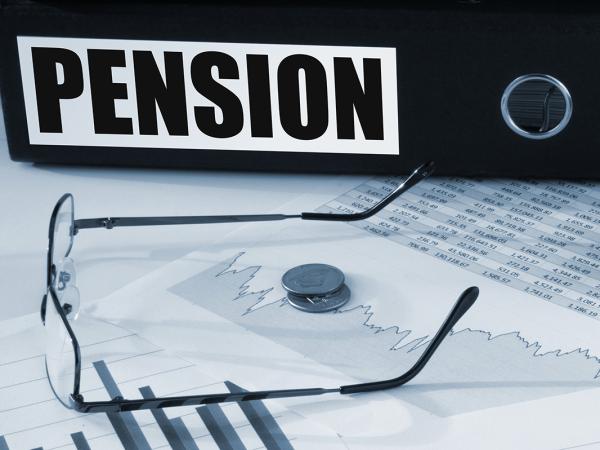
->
[58, 257, 77, 283]
[60, 285, 81, 321]
[55, 257, 77, 292]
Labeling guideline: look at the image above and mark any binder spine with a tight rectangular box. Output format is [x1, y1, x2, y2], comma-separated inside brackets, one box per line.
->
[2, 1, 600, 177]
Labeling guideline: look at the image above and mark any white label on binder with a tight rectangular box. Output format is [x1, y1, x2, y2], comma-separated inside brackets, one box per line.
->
[17, 36, 399, 155]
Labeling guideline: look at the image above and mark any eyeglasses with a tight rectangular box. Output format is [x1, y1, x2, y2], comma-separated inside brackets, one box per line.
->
[41, 160, 479, 413]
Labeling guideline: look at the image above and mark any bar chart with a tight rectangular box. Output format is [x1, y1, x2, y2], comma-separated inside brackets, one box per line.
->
[0, 314, 345, 449]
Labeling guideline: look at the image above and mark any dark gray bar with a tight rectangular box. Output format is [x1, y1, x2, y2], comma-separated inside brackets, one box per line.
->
[170, 417, 201, 450]
[225, 381, 293, 450]
[71, 432, 92, 450]
[93, 360, 152, 450]
[139, 385, 186, 450]
[0, 436, 9, 450]
[197, 404, 246, 450]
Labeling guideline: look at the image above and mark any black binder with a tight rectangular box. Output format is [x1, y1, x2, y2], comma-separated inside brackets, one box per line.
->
[2, 1, 600, 177]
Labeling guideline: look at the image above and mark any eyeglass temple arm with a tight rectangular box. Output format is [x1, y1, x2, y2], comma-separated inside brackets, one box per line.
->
[72, 161, 435, 232]
[72, 386, 340, 413]
[72, 284, 477, 414]
[301, 160, 435, 221]
[339, 286, 479, 394]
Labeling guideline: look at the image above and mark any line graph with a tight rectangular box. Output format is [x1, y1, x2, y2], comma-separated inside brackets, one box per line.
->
[169, 253, 600, 417]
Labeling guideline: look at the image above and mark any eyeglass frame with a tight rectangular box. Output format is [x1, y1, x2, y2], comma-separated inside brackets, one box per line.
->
[41, 160, 480, 413]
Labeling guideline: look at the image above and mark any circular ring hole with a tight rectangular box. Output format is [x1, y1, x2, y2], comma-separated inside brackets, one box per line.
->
[501, 74, 572, 140]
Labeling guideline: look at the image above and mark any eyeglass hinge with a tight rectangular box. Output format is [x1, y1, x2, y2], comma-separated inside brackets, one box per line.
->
[102, 218, 118, 229]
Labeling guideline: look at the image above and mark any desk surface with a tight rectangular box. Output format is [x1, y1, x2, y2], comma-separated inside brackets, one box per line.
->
[0, 103, 362, 321]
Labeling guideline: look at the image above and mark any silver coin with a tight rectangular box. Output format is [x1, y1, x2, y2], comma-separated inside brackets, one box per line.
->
[287, 284, 351, 313]
[282, 263, 345, 297]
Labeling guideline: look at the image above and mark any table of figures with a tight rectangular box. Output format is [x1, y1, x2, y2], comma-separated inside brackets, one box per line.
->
[321, 177, 600, 320]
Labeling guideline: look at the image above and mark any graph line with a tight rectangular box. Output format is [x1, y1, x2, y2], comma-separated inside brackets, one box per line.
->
[197, 404, 247, 450]
[169, 254, 600, 416]
[225, 381, 293, 450]
[93, 360, 152, 450]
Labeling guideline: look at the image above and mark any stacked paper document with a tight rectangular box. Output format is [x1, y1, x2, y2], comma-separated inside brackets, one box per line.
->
[4, 174, 600, 449]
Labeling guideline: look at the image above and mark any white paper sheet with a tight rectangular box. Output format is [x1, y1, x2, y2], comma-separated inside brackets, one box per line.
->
[67, 175, 600, 449]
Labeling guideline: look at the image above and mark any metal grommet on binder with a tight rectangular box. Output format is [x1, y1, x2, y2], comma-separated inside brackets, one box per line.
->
[501, 74, 573, 140]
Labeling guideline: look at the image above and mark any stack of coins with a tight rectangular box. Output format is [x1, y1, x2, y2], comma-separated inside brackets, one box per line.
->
[281, 263, 350, 313]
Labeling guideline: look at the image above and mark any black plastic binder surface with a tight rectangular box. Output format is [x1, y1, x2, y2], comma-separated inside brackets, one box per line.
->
[2, 1, 600, 177]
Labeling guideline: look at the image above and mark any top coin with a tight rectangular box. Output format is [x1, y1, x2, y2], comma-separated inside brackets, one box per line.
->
[282, 263, 345, 296]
